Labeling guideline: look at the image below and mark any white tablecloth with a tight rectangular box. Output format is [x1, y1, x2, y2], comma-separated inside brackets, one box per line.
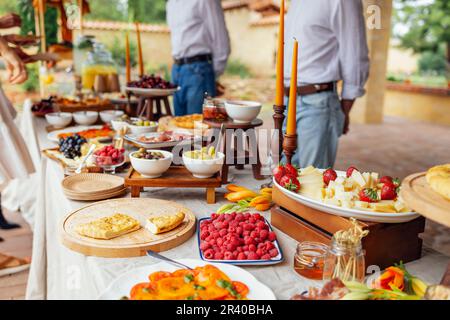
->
[25, 116, 449, 300]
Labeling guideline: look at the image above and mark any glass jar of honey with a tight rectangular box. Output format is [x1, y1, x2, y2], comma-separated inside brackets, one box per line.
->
[294, 241, 329, 280]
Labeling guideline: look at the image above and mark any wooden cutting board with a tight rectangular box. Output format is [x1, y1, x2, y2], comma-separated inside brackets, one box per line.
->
[401, 172, 450, 228]
[60, 198, 196, 257]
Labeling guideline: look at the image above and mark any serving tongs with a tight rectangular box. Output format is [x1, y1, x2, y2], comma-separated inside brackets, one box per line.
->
[146, 250, 193, 270]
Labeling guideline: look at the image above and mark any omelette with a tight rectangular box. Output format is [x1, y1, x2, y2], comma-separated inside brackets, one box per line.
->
[76, 213, 141, 240]
[145, 211, 185, 235]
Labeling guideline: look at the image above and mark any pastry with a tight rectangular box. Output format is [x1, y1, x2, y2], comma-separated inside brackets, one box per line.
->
[426, 164, 450, 200]
[145, 211, 185, 235]
[76, 213, 141, 240]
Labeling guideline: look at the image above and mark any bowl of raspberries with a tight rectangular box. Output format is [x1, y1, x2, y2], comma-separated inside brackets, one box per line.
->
[93, 145, 126, 174]
[198, 212, 283, 265]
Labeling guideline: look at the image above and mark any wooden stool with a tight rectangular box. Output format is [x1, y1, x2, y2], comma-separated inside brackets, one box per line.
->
[126, 92, 172, 120]
[203, 118, 266, 183]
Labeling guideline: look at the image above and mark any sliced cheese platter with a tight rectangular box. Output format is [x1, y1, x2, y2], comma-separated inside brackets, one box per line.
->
[60, 198, 196, 257]
[274, 166, 419, 223]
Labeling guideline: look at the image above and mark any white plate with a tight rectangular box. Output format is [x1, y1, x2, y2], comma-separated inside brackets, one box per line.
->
[125, 130, 203, 149]
[197, 218, 284, 266]
[274, 170, 420, 223]
[47, 125, 111, 143]
[125, 86, 180, 97]
[97, 258, 276, 300]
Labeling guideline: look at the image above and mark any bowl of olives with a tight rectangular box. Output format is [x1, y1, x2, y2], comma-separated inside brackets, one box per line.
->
[128, 118, 158, 134]
[130, 149, 173, 178]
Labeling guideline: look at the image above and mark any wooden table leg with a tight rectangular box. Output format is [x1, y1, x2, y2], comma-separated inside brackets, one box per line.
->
[130, 186, 141, 198]
[155, 98, 162, 120]
[163, 97, 172, 116]
[206, 188, 215, 204]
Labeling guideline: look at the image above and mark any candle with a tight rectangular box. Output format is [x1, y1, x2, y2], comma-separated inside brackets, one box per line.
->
[135, 22, 144, 77]
[286, 39, 298, 135]
[275, 0, 285, 106]
[125, 33, 131, 83]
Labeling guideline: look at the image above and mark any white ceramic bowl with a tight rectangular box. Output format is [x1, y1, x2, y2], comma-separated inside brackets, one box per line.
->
[73, 111, 98, 126]
[128, 120, 158, 134]
[130, 150, 172, 178]
[224, 100, 262, 124]
[99, 110, 124, 123]
[111, 119, 128, 132]
[45, 112, 73, 128]
[182, 152, 224, 178]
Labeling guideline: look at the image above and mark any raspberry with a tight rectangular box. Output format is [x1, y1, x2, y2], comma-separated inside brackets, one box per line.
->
[247, 252, 260, 260]
[200, 242, 211, 251]
[200, 230, 209, 240]
[261, 254, 271, 260]
[237, 252, 246, 260]
[248, 244, 256, 252]
[214, 252, 224, 260]
[268, 231, 277, 242]
[204, 249, 214, 259]
[269, 248, 279, 257]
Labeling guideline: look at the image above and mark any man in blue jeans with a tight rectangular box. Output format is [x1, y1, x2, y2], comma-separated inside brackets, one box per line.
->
[284, 0, 370, 168]
[167, 0, 230, 116]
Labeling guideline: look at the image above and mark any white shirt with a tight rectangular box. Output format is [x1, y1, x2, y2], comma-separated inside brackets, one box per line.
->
[284, 0, 370, 100]
[166, 0, 231, 77]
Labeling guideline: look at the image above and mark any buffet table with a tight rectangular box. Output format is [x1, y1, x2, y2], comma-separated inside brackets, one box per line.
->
[25, 115, 450, 300]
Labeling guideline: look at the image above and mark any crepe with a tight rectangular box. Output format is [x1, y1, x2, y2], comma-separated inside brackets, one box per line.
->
[426, 164, 450, 200]
[76, 213, 141, 240]
[145, 211, 185, 235]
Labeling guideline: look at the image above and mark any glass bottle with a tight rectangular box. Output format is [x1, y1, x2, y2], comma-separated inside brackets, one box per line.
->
[81, 43, 117, 90]
[323, 236, 366, 283]
[293, 241, 329, 280]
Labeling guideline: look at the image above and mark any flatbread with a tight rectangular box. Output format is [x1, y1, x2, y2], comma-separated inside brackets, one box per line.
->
[76, 213, 141, 240]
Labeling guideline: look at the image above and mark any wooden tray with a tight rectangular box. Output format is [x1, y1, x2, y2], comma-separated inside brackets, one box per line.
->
[271, 184, 425, 269]
[56, 102, 119, 113]
[42, 148, 129, 174]
[401, 172, 450, 228]
[125, 167, 222, 204]
[61, 198, 196, 257]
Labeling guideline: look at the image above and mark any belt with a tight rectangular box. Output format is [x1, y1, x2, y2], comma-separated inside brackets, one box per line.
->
[284, 82, 335, 96]
[174, 53, 212, 65]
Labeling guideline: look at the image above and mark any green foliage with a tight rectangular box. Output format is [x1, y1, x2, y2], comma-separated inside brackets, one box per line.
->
[146, 63, 170, 80]
[0, 2, 18, 16]
[393, 0, 449, 60]
[85, 0, 128, 22]
[128, 0, 166, 23]
[418, 46, 447, 75]
[21, 64, 39, 93]
[108, 36, 137, 68]
[225, 59, 252, 79]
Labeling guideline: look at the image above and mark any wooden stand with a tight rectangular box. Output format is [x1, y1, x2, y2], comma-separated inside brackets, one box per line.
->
[125, 167, 222, 204]
[127, 91, 172, 121]
[203, 118, 266, 183]
[271, 185, 425, 269]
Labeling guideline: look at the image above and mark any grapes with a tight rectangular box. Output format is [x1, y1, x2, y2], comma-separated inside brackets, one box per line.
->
[59, 134, 87, 159]
[127, 74, 176, 90]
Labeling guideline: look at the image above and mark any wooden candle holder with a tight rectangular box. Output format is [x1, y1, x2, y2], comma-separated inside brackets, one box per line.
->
[272, 104, 286, 159]
[282, 133, 297, 165]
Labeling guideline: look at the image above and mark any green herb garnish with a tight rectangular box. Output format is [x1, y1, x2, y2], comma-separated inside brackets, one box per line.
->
[194, 284, 206, 290]
[184, 274, 194, 283]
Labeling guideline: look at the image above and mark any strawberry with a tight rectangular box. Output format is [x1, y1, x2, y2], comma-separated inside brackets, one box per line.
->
[279, 175, 301, 192]
[380, 176, 393, 185]
[323, 168, 337, 186]
[346, 166, 358, 178]
[272, 164, 286, 183]
[284, 163, 298, 177]
[381, 183, 397, 200]
[359, 188, 379, 203]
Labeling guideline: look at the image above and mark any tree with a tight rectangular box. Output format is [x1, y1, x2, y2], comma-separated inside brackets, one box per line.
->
[393, 0, 450, 75]
[128, 0, 166, 23]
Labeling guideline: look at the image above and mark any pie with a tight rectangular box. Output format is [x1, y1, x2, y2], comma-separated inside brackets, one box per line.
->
[426, 164, 450, 200]
[145, 212, 185, 235]
[76, 213, 141, 240]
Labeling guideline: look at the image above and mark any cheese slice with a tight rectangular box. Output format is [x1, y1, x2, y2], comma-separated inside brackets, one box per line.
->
[76, 213, 141, 240]
[351, 170, 366, 188]
[146, 211, 185, 235]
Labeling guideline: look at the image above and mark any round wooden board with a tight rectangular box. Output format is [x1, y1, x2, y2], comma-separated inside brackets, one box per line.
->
[60, 198, 196, 257]
[401, 172, 450, 228]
